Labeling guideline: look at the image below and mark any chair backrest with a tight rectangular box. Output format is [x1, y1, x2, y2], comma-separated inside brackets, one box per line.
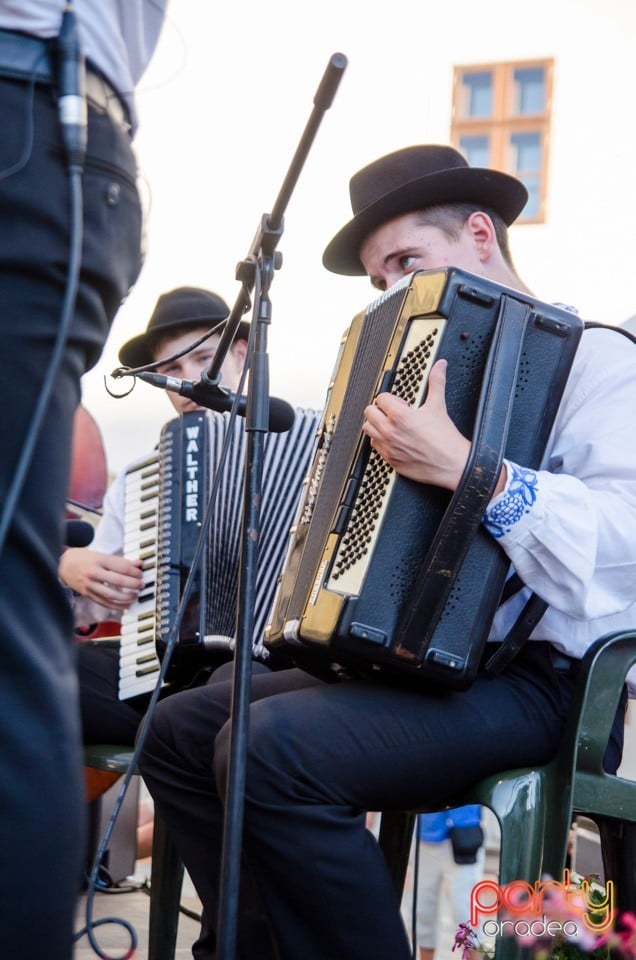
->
[561, 631, 635, 780]
[541, 630, 636, 908]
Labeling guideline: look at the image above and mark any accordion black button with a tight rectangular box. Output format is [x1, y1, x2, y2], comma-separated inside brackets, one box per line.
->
[349, 622, 389, 647]
[425, 648, 465, 672]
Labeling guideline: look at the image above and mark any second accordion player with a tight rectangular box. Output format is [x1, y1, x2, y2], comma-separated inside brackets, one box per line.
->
[265, 267, 583, 690]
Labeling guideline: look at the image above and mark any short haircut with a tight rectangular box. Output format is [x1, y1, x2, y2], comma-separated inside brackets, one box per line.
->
[413, 202, 514, 268]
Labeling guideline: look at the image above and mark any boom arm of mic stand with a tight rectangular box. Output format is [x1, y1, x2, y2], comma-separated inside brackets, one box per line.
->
[214, 53, 347, 960]
[200, 51, 347, 391]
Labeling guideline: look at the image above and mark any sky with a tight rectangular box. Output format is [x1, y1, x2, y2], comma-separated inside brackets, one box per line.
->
[79, 0, 636, 476]
[82, 0, 377, 473]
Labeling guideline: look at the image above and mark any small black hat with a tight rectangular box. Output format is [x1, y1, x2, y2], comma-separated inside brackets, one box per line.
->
[118, 286, 250, 368]
[322, 144, 528, 276]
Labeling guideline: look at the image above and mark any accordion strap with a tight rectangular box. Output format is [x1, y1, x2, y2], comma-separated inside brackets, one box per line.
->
[485, 588, 549, 675]
[395, 293, 532, 655]
[481, 320, 636, 673]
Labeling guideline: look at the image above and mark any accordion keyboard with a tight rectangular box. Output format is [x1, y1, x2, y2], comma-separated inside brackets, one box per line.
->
[118, 453, 162, 700]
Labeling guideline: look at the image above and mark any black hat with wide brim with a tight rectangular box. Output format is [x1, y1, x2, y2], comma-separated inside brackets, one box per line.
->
[322, 144, 528, 276]
[118, 286, 250, 369]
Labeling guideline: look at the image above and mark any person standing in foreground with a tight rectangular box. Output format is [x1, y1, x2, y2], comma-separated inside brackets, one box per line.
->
[138, 144, 636, 960]
[0, 4, 166, 957]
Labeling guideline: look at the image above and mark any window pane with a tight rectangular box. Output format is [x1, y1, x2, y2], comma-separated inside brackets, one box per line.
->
[513, 67, 545, 114]
[462, 71, 492, 117]
[510, 131, 541, 172]
[452, 60, 551, 222]
[519, 175, 539, 218]
[459, 135, 490, 168]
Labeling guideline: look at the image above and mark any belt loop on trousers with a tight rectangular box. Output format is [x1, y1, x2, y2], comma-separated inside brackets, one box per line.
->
[0, 26, 131, 133]
[549, 646, 578, 674]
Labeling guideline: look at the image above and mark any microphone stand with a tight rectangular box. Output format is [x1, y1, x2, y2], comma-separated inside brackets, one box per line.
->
[214, 53, 347, 960]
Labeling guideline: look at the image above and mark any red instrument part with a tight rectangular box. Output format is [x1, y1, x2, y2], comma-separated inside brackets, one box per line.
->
[67, 405, 119, 641]
[68, 406, 123, 801]
[68, 403, 108, 513]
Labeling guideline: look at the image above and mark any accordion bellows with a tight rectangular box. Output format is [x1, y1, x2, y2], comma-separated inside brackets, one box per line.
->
[118, 406, 320, 699]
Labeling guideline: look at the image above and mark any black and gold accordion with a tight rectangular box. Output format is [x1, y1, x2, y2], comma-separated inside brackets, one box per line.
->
[118, 406, 320, 700]
[264, 268, 583, 689]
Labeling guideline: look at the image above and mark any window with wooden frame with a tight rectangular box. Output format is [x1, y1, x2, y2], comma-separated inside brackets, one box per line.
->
[451, 60, 553, 223]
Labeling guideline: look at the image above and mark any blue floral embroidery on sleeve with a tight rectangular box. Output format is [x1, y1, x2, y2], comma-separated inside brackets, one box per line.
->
[483, 463, 538, 538]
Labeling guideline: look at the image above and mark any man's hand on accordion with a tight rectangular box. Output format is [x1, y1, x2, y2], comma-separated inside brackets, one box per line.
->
[363, 358, 506, 498]
[59, 548, 145, 610]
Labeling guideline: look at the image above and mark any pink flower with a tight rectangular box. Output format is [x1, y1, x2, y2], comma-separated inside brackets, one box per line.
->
[610, 911, 636, 958]
[453, 921, 480, 960]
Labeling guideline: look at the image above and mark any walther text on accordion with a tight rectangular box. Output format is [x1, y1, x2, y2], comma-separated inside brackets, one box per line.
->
[264, 268, 583, 690]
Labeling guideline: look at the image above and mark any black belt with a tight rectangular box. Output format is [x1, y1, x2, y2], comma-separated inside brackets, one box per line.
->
[484, 641, 578, 675]
[0, 27, 130, 130]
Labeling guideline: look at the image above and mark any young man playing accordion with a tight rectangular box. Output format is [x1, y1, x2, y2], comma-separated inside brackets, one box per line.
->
[138, 145, 636, 960]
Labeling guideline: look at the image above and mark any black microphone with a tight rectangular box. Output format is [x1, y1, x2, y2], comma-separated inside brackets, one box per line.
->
[136, 372, 296, 433]
[65, 519, 95, 547]
[56, 3, 87, 171]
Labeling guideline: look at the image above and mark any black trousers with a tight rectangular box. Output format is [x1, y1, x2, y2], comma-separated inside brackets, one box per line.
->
[78, 642, 151, 745]
[0, 74, 142, 958]
[138, 643, 624, 960]
[76, 641, 228, 745]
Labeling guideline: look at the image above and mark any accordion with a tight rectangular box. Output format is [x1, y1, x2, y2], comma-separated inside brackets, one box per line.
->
[264, 268, 583, 689]
[118, 406, 320, 700]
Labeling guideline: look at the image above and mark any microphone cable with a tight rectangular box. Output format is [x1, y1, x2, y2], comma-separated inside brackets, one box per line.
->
[411, 815, 421, 959]
[0, 2, 87, 560]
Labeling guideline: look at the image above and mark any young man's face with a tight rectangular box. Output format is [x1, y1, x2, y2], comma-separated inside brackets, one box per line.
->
[152, 327, 247, 415]
[359, 210, 487, 292]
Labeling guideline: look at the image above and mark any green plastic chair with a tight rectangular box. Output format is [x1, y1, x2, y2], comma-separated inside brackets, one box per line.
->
[83, 744, 185, 960]
[378, 629, 636, 958]
[541, 631, 636, 911]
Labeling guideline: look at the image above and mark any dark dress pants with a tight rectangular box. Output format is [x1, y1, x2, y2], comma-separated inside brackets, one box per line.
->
[78, 642, 151, 746]
[0, 75, 142, 959]
[138, 643, 617, 960]
[76, 641, 231, 745]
